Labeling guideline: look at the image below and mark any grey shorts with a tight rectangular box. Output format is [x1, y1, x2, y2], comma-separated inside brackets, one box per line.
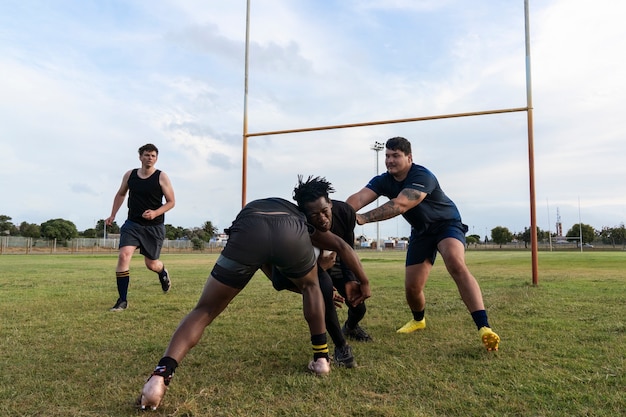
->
[119, 220, 165, 260]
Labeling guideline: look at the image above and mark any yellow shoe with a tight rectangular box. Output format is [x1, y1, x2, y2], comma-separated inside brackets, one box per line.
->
[478, 327, 500, 351]
[396, 318, 426, 333]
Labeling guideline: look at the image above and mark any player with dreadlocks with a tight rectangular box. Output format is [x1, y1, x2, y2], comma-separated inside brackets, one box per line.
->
[293, 175, 373, 342]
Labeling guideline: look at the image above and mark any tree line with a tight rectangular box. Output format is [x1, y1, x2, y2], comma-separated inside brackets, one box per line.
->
[2, 214, 625, 249]
[0, 215, 218, 245]
[466, 223, 626, 248]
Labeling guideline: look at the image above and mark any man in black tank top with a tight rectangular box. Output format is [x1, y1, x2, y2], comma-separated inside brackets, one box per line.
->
[105, 143, 176, 312]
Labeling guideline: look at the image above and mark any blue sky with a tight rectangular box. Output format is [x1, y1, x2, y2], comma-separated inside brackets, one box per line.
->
[1, 0, 625, 241]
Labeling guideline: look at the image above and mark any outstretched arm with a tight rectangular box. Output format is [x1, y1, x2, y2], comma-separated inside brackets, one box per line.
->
[355, 188, 426, 225]
[346, 187, 378, 211]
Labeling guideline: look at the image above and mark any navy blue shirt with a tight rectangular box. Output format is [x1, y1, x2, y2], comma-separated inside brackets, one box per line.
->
[366, 164, 461, 235]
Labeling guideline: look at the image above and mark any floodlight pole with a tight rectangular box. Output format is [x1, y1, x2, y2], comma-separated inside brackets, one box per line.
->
[371, 141, 384, 251]
[524, 0, 539, 285]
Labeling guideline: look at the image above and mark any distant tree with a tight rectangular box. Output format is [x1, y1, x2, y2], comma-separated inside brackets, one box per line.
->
[466, 234, 480, 247]
[467, 234, 481, 242]
[19, 222, 41, 238]
[81, 228, 98, 238]
[40, 218, 79, 242]
[491, 226, 513, 248]
[96, 219, 119, 235]
[202, 221, 218, 239]
[191, 237, 205, 250]
[165, 224, 185, 240]
[185, 221, 218, 243]
[0, 215, 17, 235]
[600, 224, 626, 247]
[565, 223, 596, 245]
[519, 226, 550, 248]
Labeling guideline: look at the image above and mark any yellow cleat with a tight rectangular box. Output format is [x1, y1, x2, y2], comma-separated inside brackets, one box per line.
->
[478, 326, 500, 351]
[396, 318, 426, 333]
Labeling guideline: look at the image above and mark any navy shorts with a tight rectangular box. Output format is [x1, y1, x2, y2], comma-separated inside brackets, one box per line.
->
[119, 220, 165, 260]
[211, 213, 316, 289]
[406, 220, 468, 266]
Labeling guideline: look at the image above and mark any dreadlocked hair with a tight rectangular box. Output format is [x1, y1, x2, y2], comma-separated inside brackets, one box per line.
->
[293, 175, 335, 207]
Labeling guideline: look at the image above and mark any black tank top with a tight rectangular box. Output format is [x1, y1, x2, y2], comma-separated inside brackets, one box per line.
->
[127, 169, 164, 225]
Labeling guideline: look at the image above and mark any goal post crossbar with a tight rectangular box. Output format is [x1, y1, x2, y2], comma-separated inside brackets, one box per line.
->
[245, 107, 529, 138]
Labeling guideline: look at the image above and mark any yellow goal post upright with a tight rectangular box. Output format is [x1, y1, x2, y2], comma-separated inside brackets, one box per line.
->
[240, 0, 539, 285]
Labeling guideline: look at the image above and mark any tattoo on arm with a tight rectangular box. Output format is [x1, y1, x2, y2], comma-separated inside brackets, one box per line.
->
[400, 188, 422, 201]
[361, 188, 423, 223]
[362, 201, 401, 223]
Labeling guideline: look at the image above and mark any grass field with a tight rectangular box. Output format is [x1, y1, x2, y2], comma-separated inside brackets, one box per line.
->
[0, 251, 624, 416]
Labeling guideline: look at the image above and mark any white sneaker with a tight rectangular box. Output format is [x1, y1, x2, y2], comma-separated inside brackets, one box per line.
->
[307, 357, 331, 376]
[138, 375, 167, 411]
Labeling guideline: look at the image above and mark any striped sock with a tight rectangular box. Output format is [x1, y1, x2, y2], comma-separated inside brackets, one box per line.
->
[311, 333, 329, 360]
[116, 270, 130, 301]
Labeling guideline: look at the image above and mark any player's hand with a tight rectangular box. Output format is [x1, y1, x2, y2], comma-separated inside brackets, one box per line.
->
[142, 209, 156, 220]
[332, 289, 345, 308]
[317, 250, 336, 271]
[354, 282, 371, 306]
[355, 213, 367, 225]
[345, 281, 370, 307]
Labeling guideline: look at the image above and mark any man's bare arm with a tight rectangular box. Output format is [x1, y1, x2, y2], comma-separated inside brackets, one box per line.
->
[356, 188, 425, 225]
[345, 187, 378, 211]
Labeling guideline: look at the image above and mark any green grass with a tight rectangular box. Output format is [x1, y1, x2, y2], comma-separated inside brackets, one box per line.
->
[0, 251, 624, 416]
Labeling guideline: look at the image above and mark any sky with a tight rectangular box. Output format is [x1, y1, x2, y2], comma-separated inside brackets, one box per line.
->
[1, 0, 625, 241]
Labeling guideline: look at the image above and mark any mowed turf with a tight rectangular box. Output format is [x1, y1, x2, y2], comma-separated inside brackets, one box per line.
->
[0, 251, 624, 416]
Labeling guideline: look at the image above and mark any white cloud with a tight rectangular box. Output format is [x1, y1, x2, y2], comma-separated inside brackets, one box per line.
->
[0, 0, 624, 239]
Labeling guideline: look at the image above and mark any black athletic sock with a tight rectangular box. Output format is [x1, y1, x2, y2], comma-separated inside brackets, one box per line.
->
[345, 302, 367, 330]
[116, 270, 130, 301]
[318, 271, 345, 347]
[412, 309, 425, 322]
[311, 333, 329, 360]
[471, 310, 490, 330]
[158, 266, 167, 278]
[153, 356, 178, 385]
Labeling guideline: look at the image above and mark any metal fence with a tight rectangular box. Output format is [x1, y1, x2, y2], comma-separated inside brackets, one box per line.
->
[0, 236, 225, 255]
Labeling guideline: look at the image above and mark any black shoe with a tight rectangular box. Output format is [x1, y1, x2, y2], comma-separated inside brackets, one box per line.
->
[342, 323, 373, 342]
[159, 268, 171, 292]
[333, 344, 356, 368]
[109, 298, 128, 312]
